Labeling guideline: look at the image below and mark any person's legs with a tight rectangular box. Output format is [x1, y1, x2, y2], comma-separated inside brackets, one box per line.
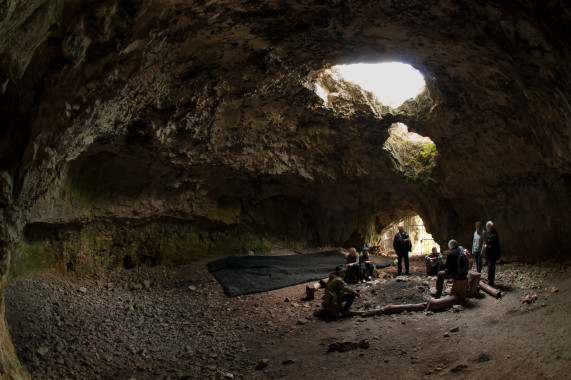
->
[346, 265, 361, 283]
[404, 252, 410, 275]
[435, 271, 446, 298]
[435, 271, 458, 298]
[397, 253, 403, 275]
[365, 262, 374, 278]
[488, 259, 496, 287]
[341, 293, 356, 311]
[475, 251, 483, 273]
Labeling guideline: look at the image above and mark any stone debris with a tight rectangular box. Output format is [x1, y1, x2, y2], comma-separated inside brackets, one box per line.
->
[450, 364, 468, 373]
[255, 359, 269, 370]
[551, 287, 559, 293]
[4, 259, 565, 379]
[452, 305, 464, 313]
[78, 287, 87, 294]
[328, 339, 370, 353]
[522, 292, 538, 304]
[470, 353, 491, 363]
[450, 326, 460, 333]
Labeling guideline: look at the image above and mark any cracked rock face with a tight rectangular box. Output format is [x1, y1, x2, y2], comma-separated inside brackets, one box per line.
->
[0, 0, 570, 375]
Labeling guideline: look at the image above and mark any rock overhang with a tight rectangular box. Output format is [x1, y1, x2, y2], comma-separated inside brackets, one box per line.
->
[0, 0, 569, 276]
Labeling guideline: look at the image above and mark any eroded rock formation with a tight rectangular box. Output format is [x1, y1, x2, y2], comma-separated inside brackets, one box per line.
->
[1, 0, 570, 377]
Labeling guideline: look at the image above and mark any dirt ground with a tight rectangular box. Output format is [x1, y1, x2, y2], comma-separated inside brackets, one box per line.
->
[5, 250, 571, 379]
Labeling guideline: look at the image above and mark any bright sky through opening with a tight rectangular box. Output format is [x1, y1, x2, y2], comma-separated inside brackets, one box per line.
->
[334, 62, 425, 108]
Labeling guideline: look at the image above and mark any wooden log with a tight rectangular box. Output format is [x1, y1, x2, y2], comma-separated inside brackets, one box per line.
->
[305, 282, 322, 300]
[467, 271, 481, 297]
[450, 279, 469, 300]
[361, 303, 427, 317]
[479, 281, 501, 298]
[425, 259, 433, 276]
[426, 295, 462, 311]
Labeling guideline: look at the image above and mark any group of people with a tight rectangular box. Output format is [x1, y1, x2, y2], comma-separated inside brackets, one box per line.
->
[428, 220, 501, 293]
[322, 220, 501, 316]
[345, 247, 375, 283]
[321, 247, 374, 317]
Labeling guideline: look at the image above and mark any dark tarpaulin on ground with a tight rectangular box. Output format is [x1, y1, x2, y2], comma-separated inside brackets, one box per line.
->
[208, 250, 345, 296]
[208, 250, 393, 297]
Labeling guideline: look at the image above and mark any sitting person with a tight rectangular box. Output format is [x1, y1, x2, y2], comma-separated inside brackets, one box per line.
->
[360, 247, 375, 281]
[322, 265, 360, 317]
[345, 247, 364, 283]
[425, 247, 442, 276]
[434, 240, 469, 299]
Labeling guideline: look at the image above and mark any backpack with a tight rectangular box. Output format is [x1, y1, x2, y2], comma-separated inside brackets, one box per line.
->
[457, 246, 471, 276]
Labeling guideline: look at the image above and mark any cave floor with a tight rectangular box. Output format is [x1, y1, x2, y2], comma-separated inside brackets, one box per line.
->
[5, 253, 570, 380]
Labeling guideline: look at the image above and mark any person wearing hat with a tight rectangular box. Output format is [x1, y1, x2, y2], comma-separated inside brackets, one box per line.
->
[360, 247, 375, 281]
[322, 265, 360, 317]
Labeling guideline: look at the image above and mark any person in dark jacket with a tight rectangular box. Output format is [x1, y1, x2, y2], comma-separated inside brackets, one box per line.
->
[393, 225, 412, 275]
[360, 247, 375, 281]
[483, 221, 501, 287]
[425, 247, 442, 276]
[434, 240, 467, 298]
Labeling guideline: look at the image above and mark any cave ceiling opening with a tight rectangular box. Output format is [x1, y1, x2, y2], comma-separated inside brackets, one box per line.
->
[333, 62, 426, 108]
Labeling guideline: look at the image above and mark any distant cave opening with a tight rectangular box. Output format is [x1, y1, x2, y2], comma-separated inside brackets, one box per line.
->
[366, 215, 441, 255]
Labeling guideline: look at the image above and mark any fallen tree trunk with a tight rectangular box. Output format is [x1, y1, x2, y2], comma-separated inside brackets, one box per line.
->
[426, 295, 462, 311]
[479, 281, 501, 298]
[361, 303, 427, 317]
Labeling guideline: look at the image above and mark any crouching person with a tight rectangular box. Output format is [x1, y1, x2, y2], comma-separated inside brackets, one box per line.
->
[322, 265, 360, 317]
[434, 240, 467, 299]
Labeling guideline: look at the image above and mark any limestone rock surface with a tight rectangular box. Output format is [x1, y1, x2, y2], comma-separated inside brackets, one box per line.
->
[0, 1, 570, 376]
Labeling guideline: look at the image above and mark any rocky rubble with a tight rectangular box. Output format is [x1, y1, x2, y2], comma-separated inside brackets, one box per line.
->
[5, 257, 567, 379]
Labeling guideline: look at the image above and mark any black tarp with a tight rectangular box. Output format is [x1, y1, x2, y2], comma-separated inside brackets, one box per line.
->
[208, 250, 345, 296]
[208, 251, 394, 297]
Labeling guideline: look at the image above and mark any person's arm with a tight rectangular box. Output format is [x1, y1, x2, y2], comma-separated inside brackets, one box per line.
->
[339, 278, 358, 296]
[393, 235, 398, 251]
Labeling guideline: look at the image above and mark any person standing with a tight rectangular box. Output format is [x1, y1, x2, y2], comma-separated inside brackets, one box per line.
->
[483, 221, 500, 287]
[393, 225, 412, 275]
[472, 221, 485, 273]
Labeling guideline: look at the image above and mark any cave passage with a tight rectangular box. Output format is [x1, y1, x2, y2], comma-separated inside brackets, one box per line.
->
[367, 215, 441, 255]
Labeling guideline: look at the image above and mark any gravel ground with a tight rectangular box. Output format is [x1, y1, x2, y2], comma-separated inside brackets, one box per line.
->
[5, 253, 570, 379]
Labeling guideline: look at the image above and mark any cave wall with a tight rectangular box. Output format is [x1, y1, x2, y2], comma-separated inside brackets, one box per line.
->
[0, 1, 570, 376]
